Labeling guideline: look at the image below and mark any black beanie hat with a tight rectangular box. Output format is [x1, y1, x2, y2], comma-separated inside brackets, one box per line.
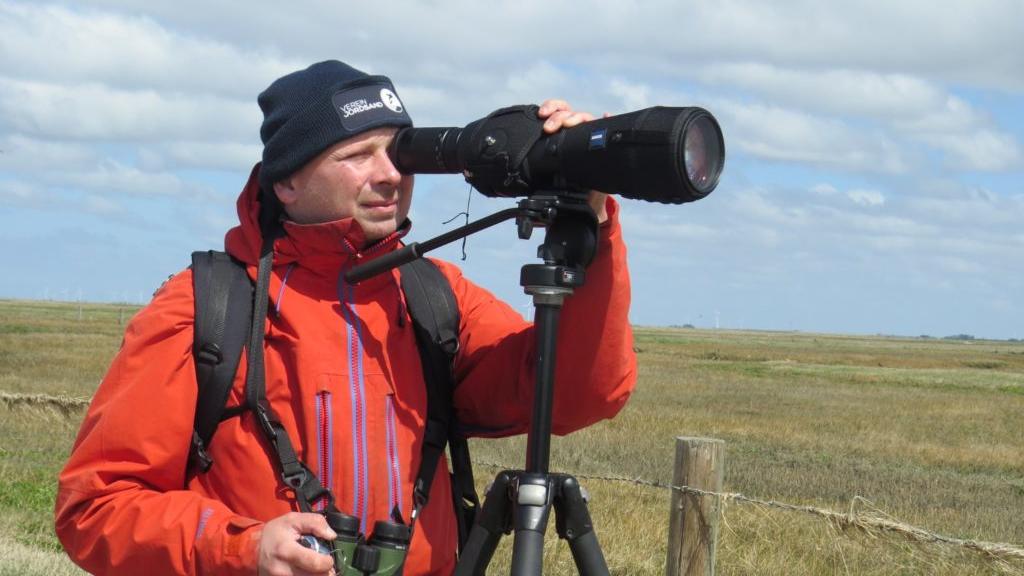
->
[257, 60, 413, 192]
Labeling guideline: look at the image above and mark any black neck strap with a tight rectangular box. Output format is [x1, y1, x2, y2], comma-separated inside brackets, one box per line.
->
[245, 231, 336, 514]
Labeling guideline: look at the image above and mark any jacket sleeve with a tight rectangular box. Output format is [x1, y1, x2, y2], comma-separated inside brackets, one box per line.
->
[448, 196, 636, 437]
[54, 270, 262, 576]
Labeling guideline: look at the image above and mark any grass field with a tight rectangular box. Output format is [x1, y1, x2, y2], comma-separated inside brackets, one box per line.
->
[1, 298, 1022, 575]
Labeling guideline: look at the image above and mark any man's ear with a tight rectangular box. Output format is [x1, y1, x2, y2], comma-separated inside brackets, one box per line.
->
[273, 178, 298, 206]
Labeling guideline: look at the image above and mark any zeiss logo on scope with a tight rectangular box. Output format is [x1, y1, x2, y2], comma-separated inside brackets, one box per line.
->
[589, 129, 607, 150]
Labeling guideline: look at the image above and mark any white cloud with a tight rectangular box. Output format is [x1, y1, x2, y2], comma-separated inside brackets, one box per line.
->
[32, 0, 1024, 93]
[926, 130, 1024, 172]
[731, 190, 811, 227]
[608, 79, 651, 111]
[830, 210, 934, 237]
[847, 189, 885, 207]
[908, 188, 1024, 227]
[0, 2, 298, 98]
[932, 255, 985, 275]
[698, 63, 954, 119]
[0, 78, 257, 142]
[502, 61, 572, 104]
[0, 179, 37, 203]
[84, 194, 124, 216]
[698, 63, 1023, 172]
[68, 160, 216, 199]
[136, 141, 262, 173]
[892, 94, 986, 134]
[0, 135, 99, 172]
[717, 100, 914, 173]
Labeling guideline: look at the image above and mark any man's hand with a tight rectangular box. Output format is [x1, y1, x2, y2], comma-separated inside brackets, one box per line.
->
[536, 99, 610, 224]
[257, 512, 337, 576]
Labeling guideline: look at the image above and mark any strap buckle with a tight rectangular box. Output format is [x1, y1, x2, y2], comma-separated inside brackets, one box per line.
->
[411, 478, 430, 524]
[283, 463, 333, 513]
[254, 404, 278, 440]
[188, 430, 214, 473]
[282, 466, 309, 490]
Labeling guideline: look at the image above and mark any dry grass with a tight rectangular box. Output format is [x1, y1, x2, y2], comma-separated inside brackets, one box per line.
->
[0, 532, 85, 576]
[468, 327, 1024, 574]
[1, 300, 1023, 574]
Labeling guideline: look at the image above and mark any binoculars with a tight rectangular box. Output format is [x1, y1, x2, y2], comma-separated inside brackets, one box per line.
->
[299, 510, 410, 576]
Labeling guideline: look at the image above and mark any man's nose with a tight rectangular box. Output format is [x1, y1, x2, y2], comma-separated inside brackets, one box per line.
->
[371, 149, 403, 186]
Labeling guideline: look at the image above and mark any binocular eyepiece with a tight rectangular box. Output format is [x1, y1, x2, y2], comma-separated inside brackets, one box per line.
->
[389, 104, 725, 204]
[299, 511, 411, 576]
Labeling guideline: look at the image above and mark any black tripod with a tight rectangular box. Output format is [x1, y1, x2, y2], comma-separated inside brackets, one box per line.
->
[346, 192, 610, 576]
[454, 194, 609, 576]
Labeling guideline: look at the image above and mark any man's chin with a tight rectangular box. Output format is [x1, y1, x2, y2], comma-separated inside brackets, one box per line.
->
[359, 221, 399, 243]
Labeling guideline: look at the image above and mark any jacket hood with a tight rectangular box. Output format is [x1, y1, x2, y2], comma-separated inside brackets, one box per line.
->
[225, 163, 408, 268]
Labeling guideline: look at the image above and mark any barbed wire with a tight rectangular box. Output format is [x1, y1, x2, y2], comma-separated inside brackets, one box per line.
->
[472, 460, 1024, 563]
[3, 391, 1022, 564]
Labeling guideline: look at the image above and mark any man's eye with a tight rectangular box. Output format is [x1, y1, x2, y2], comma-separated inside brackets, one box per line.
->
[339, 152, 372, 162]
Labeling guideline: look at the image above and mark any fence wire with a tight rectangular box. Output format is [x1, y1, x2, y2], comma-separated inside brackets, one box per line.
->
[472, 462, 1024, 563]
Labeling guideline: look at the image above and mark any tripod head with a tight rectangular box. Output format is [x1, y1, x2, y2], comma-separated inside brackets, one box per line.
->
[516, 193, 598, 294]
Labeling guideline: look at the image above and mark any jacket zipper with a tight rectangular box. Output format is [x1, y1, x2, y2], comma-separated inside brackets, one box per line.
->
[315, 391, 333, 511]
[384, 396, 403, 517]
[340, 278, 369, 533]
[274, 263, 296, 315]
[337, 243, 403, 530]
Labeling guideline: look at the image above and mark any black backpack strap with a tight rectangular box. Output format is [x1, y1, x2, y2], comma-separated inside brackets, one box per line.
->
[189, 250, 254, 474]
[447, 431, 480, 549]
[244, 238, 335, 514]
[399, 258, 478, 547]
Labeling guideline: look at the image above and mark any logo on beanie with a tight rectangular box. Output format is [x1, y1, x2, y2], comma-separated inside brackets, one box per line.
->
[380, 89, 403, 113]
[331, 83, 411, 132]
[340, 98, 384, 118]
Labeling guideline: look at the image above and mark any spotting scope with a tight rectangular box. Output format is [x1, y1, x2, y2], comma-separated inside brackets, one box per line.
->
[389, 104, 724, 204]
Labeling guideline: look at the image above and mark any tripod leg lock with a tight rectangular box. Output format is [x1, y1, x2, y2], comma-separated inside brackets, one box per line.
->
[512, 474, 553, 533]
[517, 483, 549, 507]
[553, 475, 597, 541]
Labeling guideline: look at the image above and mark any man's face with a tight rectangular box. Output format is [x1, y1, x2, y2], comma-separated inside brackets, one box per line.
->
[273, 127, 414, 242]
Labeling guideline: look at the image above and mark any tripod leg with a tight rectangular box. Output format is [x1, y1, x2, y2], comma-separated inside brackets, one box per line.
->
[554, 475, 610, 576]
[510, 473, 554, 576]
[454, 471, 514, 576]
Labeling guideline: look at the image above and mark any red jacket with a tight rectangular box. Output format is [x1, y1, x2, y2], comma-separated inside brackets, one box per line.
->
[56, 165, 636, 575]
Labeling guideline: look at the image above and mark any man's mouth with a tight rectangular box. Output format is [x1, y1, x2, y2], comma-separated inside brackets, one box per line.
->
[362, 198, 398, 214]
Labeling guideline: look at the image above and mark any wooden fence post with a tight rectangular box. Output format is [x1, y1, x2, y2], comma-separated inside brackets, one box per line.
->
[666, 437, 725, 576]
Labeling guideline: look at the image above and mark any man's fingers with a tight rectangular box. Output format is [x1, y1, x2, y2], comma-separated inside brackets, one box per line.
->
[258, 512, 338, 576]
[542, 110, 595, 133]
[563, 111, 595, 126]
[279, 542, 335, 575]
[542, 109, 571, 131]
[538, 98, 571, 117]
[290, 512, 337, 541]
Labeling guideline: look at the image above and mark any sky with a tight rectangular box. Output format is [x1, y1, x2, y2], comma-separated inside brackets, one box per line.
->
[1, 0, 1021, 340]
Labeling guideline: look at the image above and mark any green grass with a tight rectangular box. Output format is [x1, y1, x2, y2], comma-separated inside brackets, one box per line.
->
[1, 300, 1023, 574]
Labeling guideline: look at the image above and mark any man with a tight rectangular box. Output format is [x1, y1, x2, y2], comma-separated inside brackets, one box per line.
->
[56, 60, 636, 576]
